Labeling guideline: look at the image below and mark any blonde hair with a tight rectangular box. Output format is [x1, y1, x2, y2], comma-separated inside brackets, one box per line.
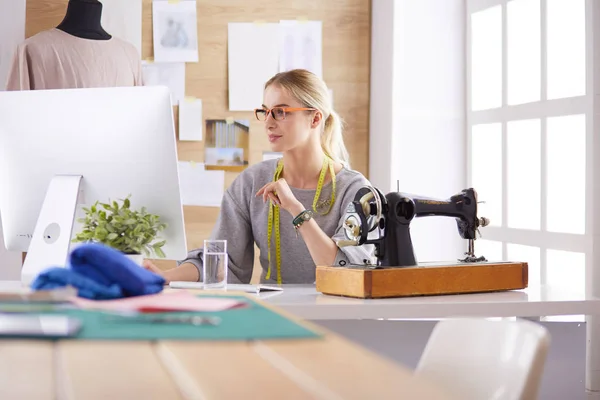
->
[264, 69, 350, 166]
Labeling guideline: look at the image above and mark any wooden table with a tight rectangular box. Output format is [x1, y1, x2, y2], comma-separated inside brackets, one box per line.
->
[261, 284, 600, 398]
[0, 287, 452, 400]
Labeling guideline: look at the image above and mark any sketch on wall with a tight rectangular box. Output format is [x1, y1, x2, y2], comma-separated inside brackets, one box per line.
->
[152, 0, 199, 62]
[279, 20, 322, 79]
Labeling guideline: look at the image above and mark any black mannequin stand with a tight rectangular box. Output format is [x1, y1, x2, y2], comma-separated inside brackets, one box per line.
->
[57, 0, 111, 40]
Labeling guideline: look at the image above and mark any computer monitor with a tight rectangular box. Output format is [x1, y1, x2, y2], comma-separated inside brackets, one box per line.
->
[0, 85, 188, 284]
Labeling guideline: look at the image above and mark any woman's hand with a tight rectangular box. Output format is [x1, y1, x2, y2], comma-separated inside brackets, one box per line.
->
[142, 259, 169, 283]
[256, 178, 304, 216]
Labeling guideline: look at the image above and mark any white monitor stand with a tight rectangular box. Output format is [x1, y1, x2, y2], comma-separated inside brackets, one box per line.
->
[21, 175, 82, 285]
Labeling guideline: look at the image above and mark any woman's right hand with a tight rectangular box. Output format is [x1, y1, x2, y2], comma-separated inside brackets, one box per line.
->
[142, 261, 200, 283]
[142, 260, 170, 284]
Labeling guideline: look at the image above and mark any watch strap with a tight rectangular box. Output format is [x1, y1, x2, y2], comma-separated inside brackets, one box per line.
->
[292, 209, 313, 230]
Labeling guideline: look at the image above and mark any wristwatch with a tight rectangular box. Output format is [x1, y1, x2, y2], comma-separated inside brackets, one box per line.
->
[293, 209, 314, 235]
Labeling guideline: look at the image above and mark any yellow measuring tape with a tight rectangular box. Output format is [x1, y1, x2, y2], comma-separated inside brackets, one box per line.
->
[266, 157, 336, 284]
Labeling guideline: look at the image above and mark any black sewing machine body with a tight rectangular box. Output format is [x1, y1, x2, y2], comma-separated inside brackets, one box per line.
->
[339, 186, 490, 268]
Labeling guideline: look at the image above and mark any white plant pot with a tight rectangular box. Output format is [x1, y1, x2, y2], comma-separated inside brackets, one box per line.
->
[124, 253, 144, 266]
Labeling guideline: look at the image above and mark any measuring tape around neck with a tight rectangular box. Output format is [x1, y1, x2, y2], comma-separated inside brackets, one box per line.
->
[266, 157, 337, 284]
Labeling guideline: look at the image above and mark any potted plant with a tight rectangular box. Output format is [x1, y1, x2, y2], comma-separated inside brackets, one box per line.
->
[72, 195, 168, 264]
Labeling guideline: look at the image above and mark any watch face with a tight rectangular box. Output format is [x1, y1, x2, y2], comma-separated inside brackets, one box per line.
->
[303, 213, 311, 220]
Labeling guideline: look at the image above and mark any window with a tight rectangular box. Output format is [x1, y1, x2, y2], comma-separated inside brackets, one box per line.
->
[467, 0, 588, 289]
[547, 0, 586, 99]
[506, 119, 541, 230]
[507, 0, 540, 105]
[471, 5, 502, 110]
[471, 123, 502, 226]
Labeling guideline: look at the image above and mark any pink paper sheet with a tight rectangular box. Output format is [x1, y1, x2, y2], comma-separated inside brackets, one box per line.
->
[70, 291, 245, 313]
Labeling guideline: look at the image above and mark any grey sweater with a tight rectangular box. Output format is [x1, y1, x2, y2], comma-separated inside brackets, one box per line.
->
[179, 159, 375, 284]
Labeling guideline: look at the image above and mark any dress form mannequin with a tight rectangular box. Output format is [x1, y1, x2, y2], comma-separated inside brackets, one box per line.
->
[6, 0, 142, 91]
[56, 0, 111, 40]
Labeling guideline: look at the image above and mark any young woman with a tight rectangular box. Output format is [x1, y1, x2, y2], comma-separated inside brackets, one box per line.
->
[143, 69, 374, 284]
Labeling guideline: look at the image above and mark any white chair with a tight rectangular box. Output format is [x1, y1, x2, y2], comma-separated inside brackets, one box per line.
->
[415, 318, 551, 400]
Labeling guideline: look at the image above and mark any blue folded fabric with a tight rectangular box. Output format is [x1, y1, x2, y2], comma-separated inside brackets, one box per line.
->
[30, 243, 166, 300]
[31, 267, 123, 300]
[69, 243, 166, 296]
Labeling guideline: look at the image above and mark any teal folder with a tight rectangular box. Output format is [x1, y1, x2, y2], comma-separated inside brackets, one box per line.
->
[0, 294, 322, 341]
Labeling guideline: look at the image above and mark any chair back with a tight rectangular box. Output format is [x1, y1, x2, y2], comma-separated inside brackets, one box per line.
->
[415, 318, 551, 400]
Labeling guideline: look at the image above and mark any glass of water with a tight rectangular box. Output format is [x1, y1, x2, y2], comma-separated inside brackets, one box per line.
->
[203, 240, 228, 289]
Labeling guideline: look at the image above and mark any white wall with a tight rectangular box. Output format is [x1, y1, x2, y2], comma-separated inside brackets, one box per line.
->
[369, 0, 396, 194]
[370, 0, 466, 263]
[0, 0, 25, 91]
[0, 0, 25, 279]
[588, 0, 600, 390]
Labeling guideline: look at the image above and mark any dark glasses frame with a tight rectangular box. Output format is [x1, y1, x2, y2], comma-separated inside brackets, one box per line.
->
[254, 107, 317, 121]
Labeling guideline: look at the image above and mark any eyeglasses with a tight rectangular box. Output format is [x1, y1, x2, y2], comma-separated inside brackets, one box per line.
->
[254, 107, 316, 121]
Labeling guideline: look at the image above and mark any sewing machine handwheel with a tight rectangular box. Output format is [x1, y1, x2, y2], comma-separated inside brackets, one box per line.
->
[353, 186, 386, 232]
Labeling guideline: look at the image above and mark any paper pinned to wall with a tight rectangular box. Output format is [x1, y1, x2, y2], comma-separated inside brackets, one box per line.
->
[278, 20, 323, 79]
[152, 0, 199, 63]
[179, 97, 203, 141]
[142, 61, 185, 105]
[100, 0, 143, 56]
[178, 162, 224, 207]
[263, 152, 282, 161]
[0, 0, 25, 91]
[228, 22, 280, 111]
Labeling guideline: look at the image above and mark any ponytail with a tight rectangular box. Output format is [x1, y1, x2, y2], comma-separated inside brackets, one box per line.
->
[322, 111, 350, 167]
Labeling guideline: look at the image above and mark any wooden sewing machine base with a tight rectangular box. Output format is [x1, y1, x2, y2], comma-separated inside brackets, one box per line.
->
[315, 261, 528, 299]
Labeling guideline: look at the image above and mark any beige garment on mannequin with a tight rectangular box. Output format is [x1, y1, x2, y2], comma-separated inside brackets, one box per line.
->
[5, 28, 143, 90]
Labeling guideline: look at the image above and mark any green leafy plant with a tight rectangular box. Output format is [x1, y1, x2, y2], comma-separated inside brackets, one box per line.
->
[72, 195, 168, 258]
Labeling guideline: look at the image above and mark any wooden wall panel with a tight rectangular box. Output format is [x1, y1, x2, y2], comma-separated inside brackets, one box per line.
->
[25, 0, 371, 281]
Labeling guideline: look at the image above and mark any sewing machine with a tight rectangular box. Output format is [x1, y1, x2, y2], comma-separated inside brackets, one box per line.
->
[315, 186, 528, 299]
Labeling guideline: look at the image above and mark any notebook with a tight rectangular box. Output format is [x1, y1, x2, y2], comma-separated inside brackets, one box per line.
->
[169, 281, 283, 294]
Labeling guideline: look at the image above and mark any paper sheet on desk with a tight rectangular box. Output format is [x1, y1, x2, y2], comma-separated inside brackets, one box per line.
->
[178, 161, 224, 207]
[70, 291, 246, 313]
[228, 284, 283, 293]
[100, 0, 142, 56]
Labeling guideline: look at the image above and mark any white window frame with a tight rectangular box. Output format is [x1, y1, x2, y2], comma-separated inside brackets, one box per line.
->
[466, 0, 593, 287]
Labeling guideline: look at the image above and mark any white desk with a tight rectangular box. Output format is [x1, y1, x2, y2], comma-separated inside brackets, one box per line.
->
[261, 284, 600, 320]
[261, 284, 600, 398]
